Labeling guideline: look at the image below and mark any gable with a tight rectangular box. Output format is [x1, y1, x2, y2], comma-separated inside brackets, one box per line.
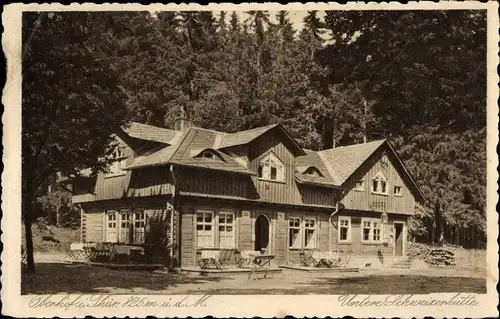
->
[347, 145, 424, 203]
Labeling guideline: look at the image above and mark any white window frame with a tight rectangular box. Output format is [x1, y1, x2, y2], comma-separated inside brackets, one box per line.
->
[218, 211, 235, 249]
[361, 218, 383, 243]
[105, 148, 127, 178]
[133, 210, 146, 243]
[393, 185, 403, 197]
[289, 217, 302, 249]
[354, 180, 365, 191]
[106, 211, 118, 243]
[196, 210, 215, 248]
[119, 211, 132, 243]
[289, 216, 317, 249]
[338, 216, 352, 242]
[304, 218, 317, 249]
[258, 151, 285, 182]
[371, 172, 388, 195]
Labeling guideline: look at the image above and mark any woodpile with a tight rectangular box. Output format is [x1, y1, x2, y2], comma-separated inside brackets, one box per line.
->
[407, 242, 456, 267]
[428, 249, 456, 267]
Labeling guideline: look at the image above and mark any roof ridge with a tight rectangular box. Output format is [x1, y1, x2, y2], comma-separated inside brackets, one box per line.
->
[318, 139, 387, 153]
[192, 126, 229, 135]
[231, 123, 278, 134]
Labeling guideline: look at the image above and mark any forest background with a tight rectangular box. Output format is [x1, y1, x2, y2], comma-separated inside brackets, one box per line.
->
[22, 10, 487, 264]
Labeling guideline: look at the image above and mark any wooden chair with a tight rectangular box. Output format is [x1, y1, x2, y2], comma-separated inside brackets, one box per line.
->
[299, 250, 318, 267]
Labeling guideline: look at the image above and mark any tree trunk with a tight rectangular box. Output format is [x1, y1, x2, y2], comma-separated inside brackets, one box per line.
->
[323, 120, 334, 150]
[24, 216, 36, 273]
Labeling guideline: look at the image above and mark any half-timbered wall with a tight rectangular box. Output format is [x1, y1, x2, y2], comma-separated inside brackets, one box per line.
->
[340, 148, 416, 215]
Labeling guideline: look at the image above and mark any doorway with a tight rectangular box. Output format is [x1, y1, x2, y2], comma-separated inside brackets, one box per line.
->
[394, 223, 404, 256]
[255, 214, 270, 253]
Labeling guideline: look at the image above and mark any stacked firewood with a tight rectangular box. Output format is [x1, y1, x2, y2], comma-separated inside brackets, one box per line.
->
[407, 242, 431, 261]
[428, 249, 456, 267]
[407, 242, 456, 267]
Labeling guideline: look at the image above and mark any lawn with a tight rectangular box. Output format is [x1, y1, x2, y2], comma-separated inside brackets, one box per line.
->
[21, 262, 486, 295]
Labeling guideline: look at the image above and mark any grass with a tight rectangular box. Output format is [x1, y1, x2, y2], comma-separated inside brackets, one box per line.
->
[22, 262, 486, 295]
[21, 223, 80, 252]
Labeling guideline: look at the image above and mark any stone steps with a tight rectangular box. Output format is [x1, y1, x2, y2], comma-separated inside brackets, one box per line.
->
[391, 258, 411, 269]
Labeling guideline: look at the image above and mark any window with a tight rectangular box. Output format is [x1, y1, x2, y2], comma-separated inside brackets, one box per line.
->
[304, 218, 316, 248]
[106, 211, 118, 242]
[133, 210, 146, 243]
[372, 172, 388, 194]
[289, 217, 301, 248]
[338, 216, 351, 242]
[393, 186, 403, 196]
[304, 167, 322, 176]
[196, 210, 214, 248]
[289, 216, 317, 249]
[218, 212, 235, 248]
[355, 180, 364, 191]
[362, 218, 382, 242]
[195, 210, 235, 248]
[258, 152, 284, 181]
[119, 211, 131, 243]
[105, 148, 127, 178]
[200, 150, 221, 160]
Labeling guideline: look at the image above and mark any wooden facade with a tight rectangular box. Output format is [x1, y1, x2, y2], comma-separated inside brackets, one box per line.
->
[340, 147, 417, 215]
[72, 122, 422, 269]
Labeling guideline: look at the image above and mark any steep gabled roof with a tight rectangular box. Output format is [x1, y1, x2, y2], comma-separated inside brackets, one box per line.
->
[218, 124, 306, 156]
[318, 140, 386, 185]
[125, 127, 254, 175]
[121, 122, 182, 144]
[296, 151, 339, 184]
[301, 139, 425, 202]
[218, 124, 278, 148]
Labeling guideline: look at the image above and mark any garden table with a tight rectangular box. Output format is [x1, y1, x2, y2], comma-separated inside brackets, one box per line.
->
[248, 254, 275, 280]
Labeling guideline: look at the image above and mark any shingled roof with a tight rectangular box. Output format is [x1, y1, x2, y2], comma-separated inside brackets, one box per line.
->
[218, 124, 278, 148]
[317, 140, 386, 185]
[125, 127, 254, 175]
[298, 139, 425, 201]
[121, 122, 182, 144]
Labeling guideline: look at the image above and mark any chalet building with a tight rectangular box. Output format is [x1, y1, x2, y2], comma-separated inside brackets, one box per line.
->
[69, 119, 424, 269]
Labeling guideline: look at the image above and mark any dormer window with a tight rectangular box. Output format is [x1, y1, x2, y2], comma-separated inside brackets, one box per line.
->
[304, 166, 323, 177]
[105, 147, 127, 178]
[202, 151, 216, 160]
[372, 171, 388, 195]
[258, 152, 284, 181]
[193, 149, 224, 161]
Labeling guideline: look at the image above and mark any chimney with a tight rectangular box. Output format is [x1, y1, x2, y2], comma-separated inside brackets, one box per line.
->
[174, 117, 192, 132]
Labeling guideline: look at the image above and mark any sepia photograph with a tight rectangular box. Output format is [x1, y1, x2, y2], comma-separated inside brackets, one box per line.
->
[2, 2, 498, 318]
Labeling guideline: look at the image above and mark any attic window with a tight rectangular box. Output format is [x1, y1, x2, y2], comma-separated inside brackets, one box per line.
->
[203, 151, 215, 159]
[372, 172, 388, 195]
[304, 167, 322, 176]
[198, 150, 222, 161]
[258, 152, 284, 181]
[105, 147, 127, 178]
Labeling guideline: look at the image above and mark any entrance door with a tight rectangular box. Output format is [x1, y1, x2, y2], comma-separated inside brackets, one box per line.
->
[394, 223, 404, 256]
[255, 215, 270, 253]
